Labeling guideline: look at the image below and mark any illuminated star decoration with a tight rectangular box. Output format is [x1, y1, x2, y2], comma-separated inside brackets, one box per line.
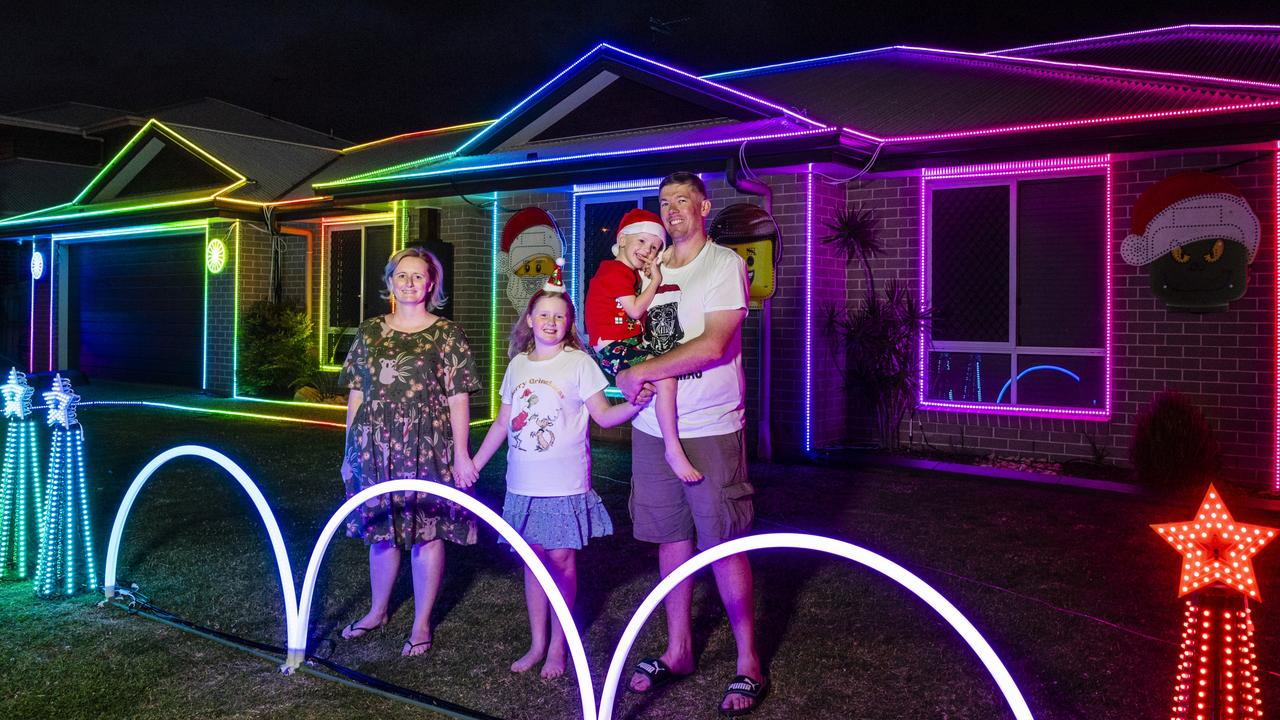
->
[1152, 484, 1277, 599]
[43, 374, 80, 429]
[1, 368, 34, 420]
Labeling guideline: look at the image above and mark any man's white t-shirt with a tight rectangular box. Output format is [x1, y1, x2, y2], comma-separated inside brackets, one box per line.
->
[500, 347, 608, 496]
[633, 240, 748, 439]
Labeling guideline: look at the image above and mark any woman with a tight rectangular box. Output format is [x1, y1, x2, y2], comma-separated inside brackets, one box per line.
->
[338, 246, 481, 657]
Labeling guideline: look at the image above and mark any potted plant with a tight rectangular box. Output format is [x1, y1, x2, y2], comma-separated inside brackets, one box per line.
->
[822, 206, 929, 450]
[238, 301, 321, 399]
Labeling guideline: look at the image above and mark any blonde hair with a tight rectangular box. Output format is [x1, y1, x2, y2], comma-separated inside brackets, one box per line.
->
[382, 246, 447, 310]
[508, 291, 586, 359]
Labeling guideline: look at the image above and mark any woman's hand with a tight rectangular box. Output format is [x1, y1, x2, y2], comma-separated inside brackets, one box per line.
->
[453, 454, 479, 489]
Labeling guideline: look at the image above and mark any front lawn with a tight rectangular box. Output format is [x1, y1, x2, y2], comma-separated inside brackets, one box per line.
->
[0, 405, 1275, 719]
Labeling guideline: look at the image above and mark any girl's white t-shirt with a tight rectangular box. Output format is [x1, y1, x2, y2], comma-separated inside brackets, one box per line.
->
[499, 347, 608, 496]
[632, 241, 748, 438]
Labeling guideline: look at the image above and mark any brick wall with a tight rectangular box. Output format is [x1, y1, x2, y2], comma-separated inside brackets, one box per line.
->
[204, 220, 237, 394]
[845, 147, 1277, 486]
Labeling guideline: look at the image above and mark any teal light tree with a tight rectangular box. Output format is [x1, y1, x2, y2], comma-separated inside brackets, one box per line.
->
[0, 369, 43, 579]
[34, 374, 97, 597]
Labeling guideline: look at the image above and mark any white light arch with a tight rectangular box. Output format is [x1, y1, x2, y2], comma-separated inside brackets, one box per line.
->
[102, 445, 299, 649]
[596, 533, 1034, 720]
[289, 479, 597, 720]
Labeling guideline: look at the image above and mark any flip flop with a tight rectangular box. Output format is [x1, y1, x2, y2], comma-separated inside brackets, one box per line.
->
[628, 657, 686, 693]
[341, 620, 384, 639]
[402, 638, 433, 657]
[718, 674, 769, 717]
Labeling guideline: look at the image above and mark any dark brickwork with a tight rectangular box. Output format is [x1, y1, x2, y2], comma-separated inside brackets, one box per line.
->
[846, 147, 1276, 486]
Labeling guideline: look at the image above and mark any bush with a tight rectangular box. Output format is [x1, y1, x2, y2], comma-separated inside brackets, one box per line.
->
[238, 301, 316, 398]
[1131, 391, 1220, 490]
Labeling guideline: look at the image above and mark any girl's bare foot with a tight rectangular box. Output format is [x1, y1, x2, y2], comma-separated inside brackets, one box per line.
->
[541, 646, 567, 679]
[665, 448, 704, 484]
[511, 646, 545, 673]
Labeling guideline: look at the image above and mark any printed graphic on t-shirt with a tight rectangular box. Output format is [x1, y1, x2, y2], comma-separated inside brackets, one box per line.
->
[644, 284, 684, 354]
[508, 382, 560, 452]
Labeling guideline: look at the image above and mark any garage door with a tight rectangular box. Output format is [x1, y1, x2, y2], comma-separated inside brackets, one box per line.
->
[68, 235, 203, 386]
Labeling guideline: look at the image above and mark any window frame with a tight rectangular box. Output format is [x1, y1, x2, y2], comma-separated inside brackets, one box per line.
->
[320, 219, 394, 370]
[919, 159, 1112, 419]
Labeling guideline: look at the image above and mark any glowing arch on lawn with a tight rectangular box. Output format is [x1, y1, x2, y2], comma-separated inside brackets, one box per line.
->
[102, 445, 299, 646]
[596, 533, 1034, 720]
[289, 479, 597, 720]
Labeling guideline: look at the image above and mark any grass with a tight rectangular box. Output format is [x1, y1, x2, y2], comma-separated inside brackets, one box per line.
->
[0, 405, 1277, 719]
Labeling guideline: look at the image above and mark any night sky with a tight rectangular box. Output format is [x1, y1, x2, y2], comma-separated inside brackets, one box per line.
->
[6, 1, 1280, 144]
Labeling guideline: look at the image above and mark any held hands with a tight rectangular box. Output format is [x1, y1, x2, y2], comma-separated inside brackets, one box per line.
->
[453, 454, 479, 489]
[615, 367, 645, 404]
[632, 382, 656, 408]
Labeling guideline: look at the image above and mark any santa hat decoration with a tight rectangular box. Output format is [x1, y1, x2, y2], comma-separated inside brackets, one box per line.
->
[542, 258, 566, 294]
[1120, 171, 1260, 266]
[612, 208, 666, 257]
[501, 207, 563, 266]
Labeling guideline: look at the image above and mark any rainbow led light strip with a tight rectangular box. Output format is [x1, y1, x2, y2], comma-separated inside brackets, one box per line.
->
[918, 155, 1112, 419]
[447, 43, 824, 162]
[315, 213, 396, 372]
[490, 193, 500, 418]
[105, 446, 1033, 720]
[317, 127, 831, 189]
[0, 120, 248, 230]
[44, 220, 211, 375]
[991, 23, 1280, 56]
[339, 120, 497, 154]
[1274, 141, 1279, 494]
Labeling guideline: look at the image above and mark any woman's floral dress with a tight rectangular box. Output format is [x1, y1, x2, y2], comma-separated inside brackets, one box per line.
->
[339, 316, 482, 548]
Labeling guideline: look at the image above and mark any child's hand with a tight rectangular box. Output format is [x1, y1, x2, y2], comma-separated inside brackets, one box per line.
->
[646, 257, 663, 285]
[453, 455, 479, 489]
[631, 382, 656, 408]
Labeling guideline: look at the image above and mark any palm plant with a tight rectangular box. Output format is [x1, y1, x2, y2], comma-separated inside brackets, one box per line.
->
[822, 205, 929, 449]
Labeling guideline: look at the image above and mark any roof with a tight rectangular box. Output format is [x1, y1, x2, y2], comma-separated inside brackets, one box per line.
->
[288, 122, 492, 197]
[0, 159, 98, 218]
[992, 24, 1280, 85]
[142, 98, 350, 150]
[169, 124, 339, 202]
[6, 102, 131, 129]
[709, 46, 1280, 141]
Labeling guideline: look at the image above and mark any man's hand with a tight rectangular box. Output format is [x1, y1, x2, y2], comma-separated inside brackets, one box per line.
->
[616, 366, 646, 403]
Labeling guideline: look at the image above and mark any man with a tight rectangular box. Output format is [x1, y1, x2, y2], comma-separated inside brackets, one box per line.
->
[616, 171, 766, 716]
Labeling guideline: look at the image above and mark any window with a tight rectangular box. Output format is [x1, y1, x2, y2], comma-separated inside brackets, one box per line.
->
[921, 166, 1109, 417]
[322, 223, 393, 367]
[574, 187, 659, 322]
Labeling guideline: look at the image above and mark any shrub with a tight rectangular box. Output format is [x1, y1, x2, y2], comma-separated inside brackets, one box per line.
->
[1131, 391, 1220, 490]
[238, 301, 316, 398]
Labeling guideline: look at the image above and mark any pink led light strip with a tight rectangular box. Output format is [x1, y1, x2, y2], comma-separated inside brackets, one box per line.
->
[918, 156, 1112, 420]
[1274, 141, 1279, 493]
[991, 24, 1280, 56]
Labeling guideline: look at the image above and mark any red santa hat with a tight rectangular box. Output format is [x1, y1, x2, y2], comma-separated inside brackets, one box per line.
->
[611, 208, 666, 257]
[1120, 171, 1260, 266]
[542, 258, 566, 294]
[501, 207, 562, 266]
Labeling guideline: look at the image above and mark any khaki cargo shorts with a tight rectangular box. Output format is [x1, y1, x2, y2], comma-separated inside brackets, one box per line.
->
[629, 428, 754, 551]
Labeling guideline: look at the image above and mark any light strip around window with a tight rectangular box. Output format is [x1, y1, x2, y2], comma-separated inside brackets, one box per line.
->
[917, 155, 1112, 420]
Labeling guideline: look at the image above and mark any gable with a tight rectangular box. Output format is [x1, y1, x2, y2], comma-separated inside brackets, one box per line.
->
[521, 73, 727, 145]
[77, 120, 244, 206]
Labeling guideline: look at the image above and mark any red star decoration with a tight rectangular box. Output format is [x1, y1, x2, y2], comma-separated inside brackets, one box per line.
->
[1151, 483, 1277, 599]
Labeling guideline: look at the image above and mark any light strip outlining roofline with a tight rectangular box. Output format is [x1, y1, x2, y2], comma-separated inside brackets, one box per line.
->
[318, 127, 831, 188]
[1274, 141, 1279, 494]
[992, 23, 1280, 55]
[340, 120, 497, 153]
[918, 155, 1112, 420]
[450, 44, 825, 159]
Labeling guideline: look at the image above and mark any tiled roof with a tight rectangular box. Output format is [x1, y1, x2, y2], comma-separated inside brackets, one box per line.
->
[0, 159, 97, 218]
[712, 47, 1280, 140]
[145, 99, 350, 149]
[992, 25, 1280, 85]
[5, 102, 131, 129]
[157, 124, 340, 203]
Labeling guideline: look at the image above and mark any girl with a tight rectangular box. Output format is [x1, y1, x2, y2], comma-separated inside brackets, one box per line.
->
[472, 260, 651, 679]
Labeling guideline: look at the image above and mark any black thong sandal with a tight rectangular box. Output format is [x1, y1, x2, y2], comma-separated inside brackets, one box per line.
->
[719, 674, 770, 717]
[401, 638, 433, 656]
[628, 657, 684, 693]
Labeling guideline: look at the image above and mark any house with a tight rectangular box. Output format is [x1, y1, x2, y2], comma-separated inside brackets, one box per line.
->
[2, 24, 1277, 487]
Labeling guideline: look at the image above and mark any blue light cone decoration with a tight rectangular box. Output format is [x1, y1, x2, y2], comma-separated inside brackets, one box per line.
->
[34, 374, 96, 597]
[0, 369, 43, 579]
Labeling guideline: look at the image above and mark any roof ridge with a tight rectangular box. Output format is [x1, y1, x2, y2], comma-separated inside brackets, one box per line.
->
[144, 97, 349, 145]
[164, 121, 344, 153]
[991, 23, 1280, 55]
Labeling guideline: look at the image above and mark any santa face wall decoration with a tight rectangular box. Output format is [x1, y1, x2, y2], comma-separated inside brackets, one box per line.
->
[498, 207, 566, 312]
[1120, 171, 1260, 313]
